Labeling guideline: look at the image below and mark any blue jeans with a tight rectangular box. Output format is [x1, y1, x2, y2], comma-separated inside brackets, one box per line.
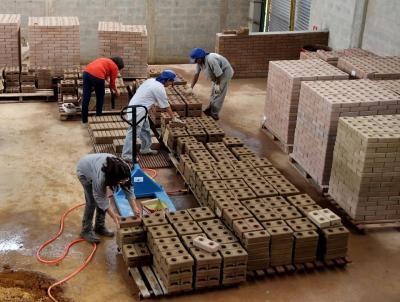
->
[121, 109, 152, 161]
[81, 71, 105, 123]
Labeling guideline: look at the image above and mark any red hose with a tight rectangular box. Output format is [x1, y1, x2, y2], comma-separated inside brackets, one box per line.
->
[36, 203, 97, 302]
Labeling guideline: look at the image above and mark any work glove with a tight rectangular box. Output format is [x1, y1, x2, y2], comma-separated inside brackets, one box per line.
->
[214, 84, 221, 95]
[172, 117, 185, 124]
[185, 87, 194, 95]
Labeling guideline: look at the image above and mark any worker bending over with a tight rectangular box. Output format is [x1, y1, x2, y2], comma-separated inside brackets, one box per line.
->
[77, 153, 133, 243]
[187, 48, 234, 120]
[81, 57, 124, 123]
[122, 70, 183, 161]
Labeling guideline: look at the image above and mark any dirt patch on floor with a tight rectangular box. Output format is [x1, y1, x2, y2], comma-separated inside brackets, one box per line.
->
[0, 266, 72, 302]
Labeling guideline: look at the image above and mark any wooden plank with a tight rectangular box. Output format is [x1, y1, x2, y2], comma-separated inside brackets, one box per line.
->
[128, 267, 151, 299]
[261, 125, 293, 154]
[141, 266, 164, 296]
[151, 266, 168, 294]
[0, 89, 54, 98]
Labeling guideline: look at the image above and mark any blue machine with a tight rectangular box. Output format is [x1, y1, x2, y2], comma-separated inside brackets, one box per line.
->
[113, 105, 176, 217]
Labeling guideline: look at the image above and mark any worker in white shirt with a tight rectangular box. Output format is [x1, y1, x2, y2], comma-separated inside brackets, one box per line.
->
[121, 70, 183, 161]
[187, 48, 234, 120]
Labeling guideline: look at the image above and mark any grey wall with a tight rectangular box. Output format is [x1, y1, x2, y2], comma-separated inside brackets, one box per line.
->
[309, 0, 400, 56]
[1, 0, 249, 63]
[362, 0, 400, 56]
[309, 0, 367, 49]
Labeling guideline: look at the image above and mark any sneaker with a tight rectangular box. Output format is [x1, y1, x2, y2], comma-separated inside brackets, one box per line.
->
[80, 231, 101, 243]
[203, 107, 211, 116]
[94, 226, 115, 237]
[139, 148, 158, 155]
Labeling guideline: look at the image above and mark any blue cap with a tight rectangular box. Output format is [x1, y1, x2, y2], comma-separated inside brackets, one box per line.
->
[190, 48, 208, 63]
[156, 69, 177, 84]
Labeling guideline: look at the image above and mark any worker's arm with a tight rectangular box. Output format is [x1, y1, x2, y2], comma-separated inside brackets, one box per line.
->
[109, 64, 120, 96]
[106, 207, 121, 227]
[165, 106, 175, 119]
[190, 72, 200, 89]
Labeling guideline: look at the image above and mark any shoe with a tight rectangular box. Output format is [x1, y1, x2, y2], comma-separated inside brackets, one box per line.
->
[211, 114, 219, 121]
[139, 149, 158, 155]
[203, 107, 211, 116]
[94, 226, 115, 237]
[80, 231, 101, 243]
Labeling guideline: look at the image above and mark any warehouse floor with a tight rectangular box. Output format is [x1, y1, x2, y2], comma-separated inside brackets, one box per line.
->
[0, 64, 399, 302]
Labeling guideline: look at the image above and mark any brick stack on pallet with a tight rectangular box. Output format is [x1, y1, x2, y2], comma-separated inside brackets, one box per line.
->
[28, 16, 80, 77]
[329, 115, 400, 222]
[291, 80, 400, 188]
[148, 85, 203, 127]
[315, 48, 377, 66]
[163, 116, 225, 153]
[98, 22, 148, 78]
[35, 67, 52, 89]
[337, 56, 400, 79]
[174, 133, 350, 269]
[264, 59, 348, 151]
[3, 66, 20, 93]
[144, 209, 247, 293]
[20, 66, 36, 93]
[87, 115, 159, 154]
[0, 14, 21, 70]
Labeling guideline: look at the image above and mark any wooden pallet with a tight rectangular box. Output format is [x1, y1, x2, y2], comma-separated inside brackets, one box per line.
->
[288, 154, 329, 194]
[0, 89, 54, 102]
[128, 266, 165, 299]
[261, 124, 293, 153]
[248, 257, 352, 279]
[324, 194, 400, 232]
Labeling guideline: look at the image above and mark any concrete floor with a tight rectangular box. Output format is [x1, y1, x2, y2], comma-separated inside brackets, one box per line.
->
[0, 64, 399, 302]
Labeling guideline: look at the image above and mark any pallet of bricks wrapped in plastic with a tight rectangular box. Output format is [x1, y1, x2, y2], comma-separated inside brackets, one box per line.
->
[328, 115, 400, 229]
[263, 59, 348, 153]
[291, 80, 400, 190]
[173, 129, 350, 272]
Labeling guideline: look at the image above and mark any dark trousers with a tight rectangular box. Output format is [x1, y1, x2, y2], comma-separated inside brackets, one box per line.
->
[81, 71, 105, 123]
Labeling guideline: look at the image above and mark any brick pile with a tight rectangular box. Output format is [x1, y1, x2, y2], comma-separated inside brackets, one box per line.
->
[329, 115, 400, 221]
[375, 79, 400, 94]
[28, 16, 80, 77]
[176, 133, 350, 266]
[0, 14, 21, 69]
[264, 59, 348, 147]
[20, 66, 36, 93]
[98, 22, 148, 78]
[215, 31, 329, 78]
[337, 56, 400, 79]
[292, 80, 400, 187]
[299, 51, 319, 60]
[3, 66, 20, 93]
[35, 67, 52, 89]
[315, 48, 377, 66]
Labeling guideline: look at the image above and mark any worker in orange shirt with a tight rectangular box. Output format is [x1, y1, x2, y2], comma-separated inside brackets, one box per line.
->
[81, 57, 124, 123]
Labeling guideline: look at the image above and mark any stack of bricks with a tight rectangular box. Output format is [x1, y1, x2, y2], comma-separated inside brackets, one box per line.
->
[60, 68, 79, 106]
[315, 48, 377, 66]
[144, 212, 194, 294]
[116, 216, 152, 268]
[215, 30, 329, 78]
[264, 59, 348, 149]
[28, 17, 80, 77]
[174, 85, 203, 117]
[375, 79, 400, 95]
[0, 14, 20, 69]
[4, 66, 20, 92]
[98, 22, 148, 78]
[329, 115, 400, 221]
[35, 67, 52, 89]
[175, 130, 352, 267]
[292, 80, 400, 187]
[299, 51, 320, 60]
[337, 56, 400, 79]
[20, 66, 36, 93]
